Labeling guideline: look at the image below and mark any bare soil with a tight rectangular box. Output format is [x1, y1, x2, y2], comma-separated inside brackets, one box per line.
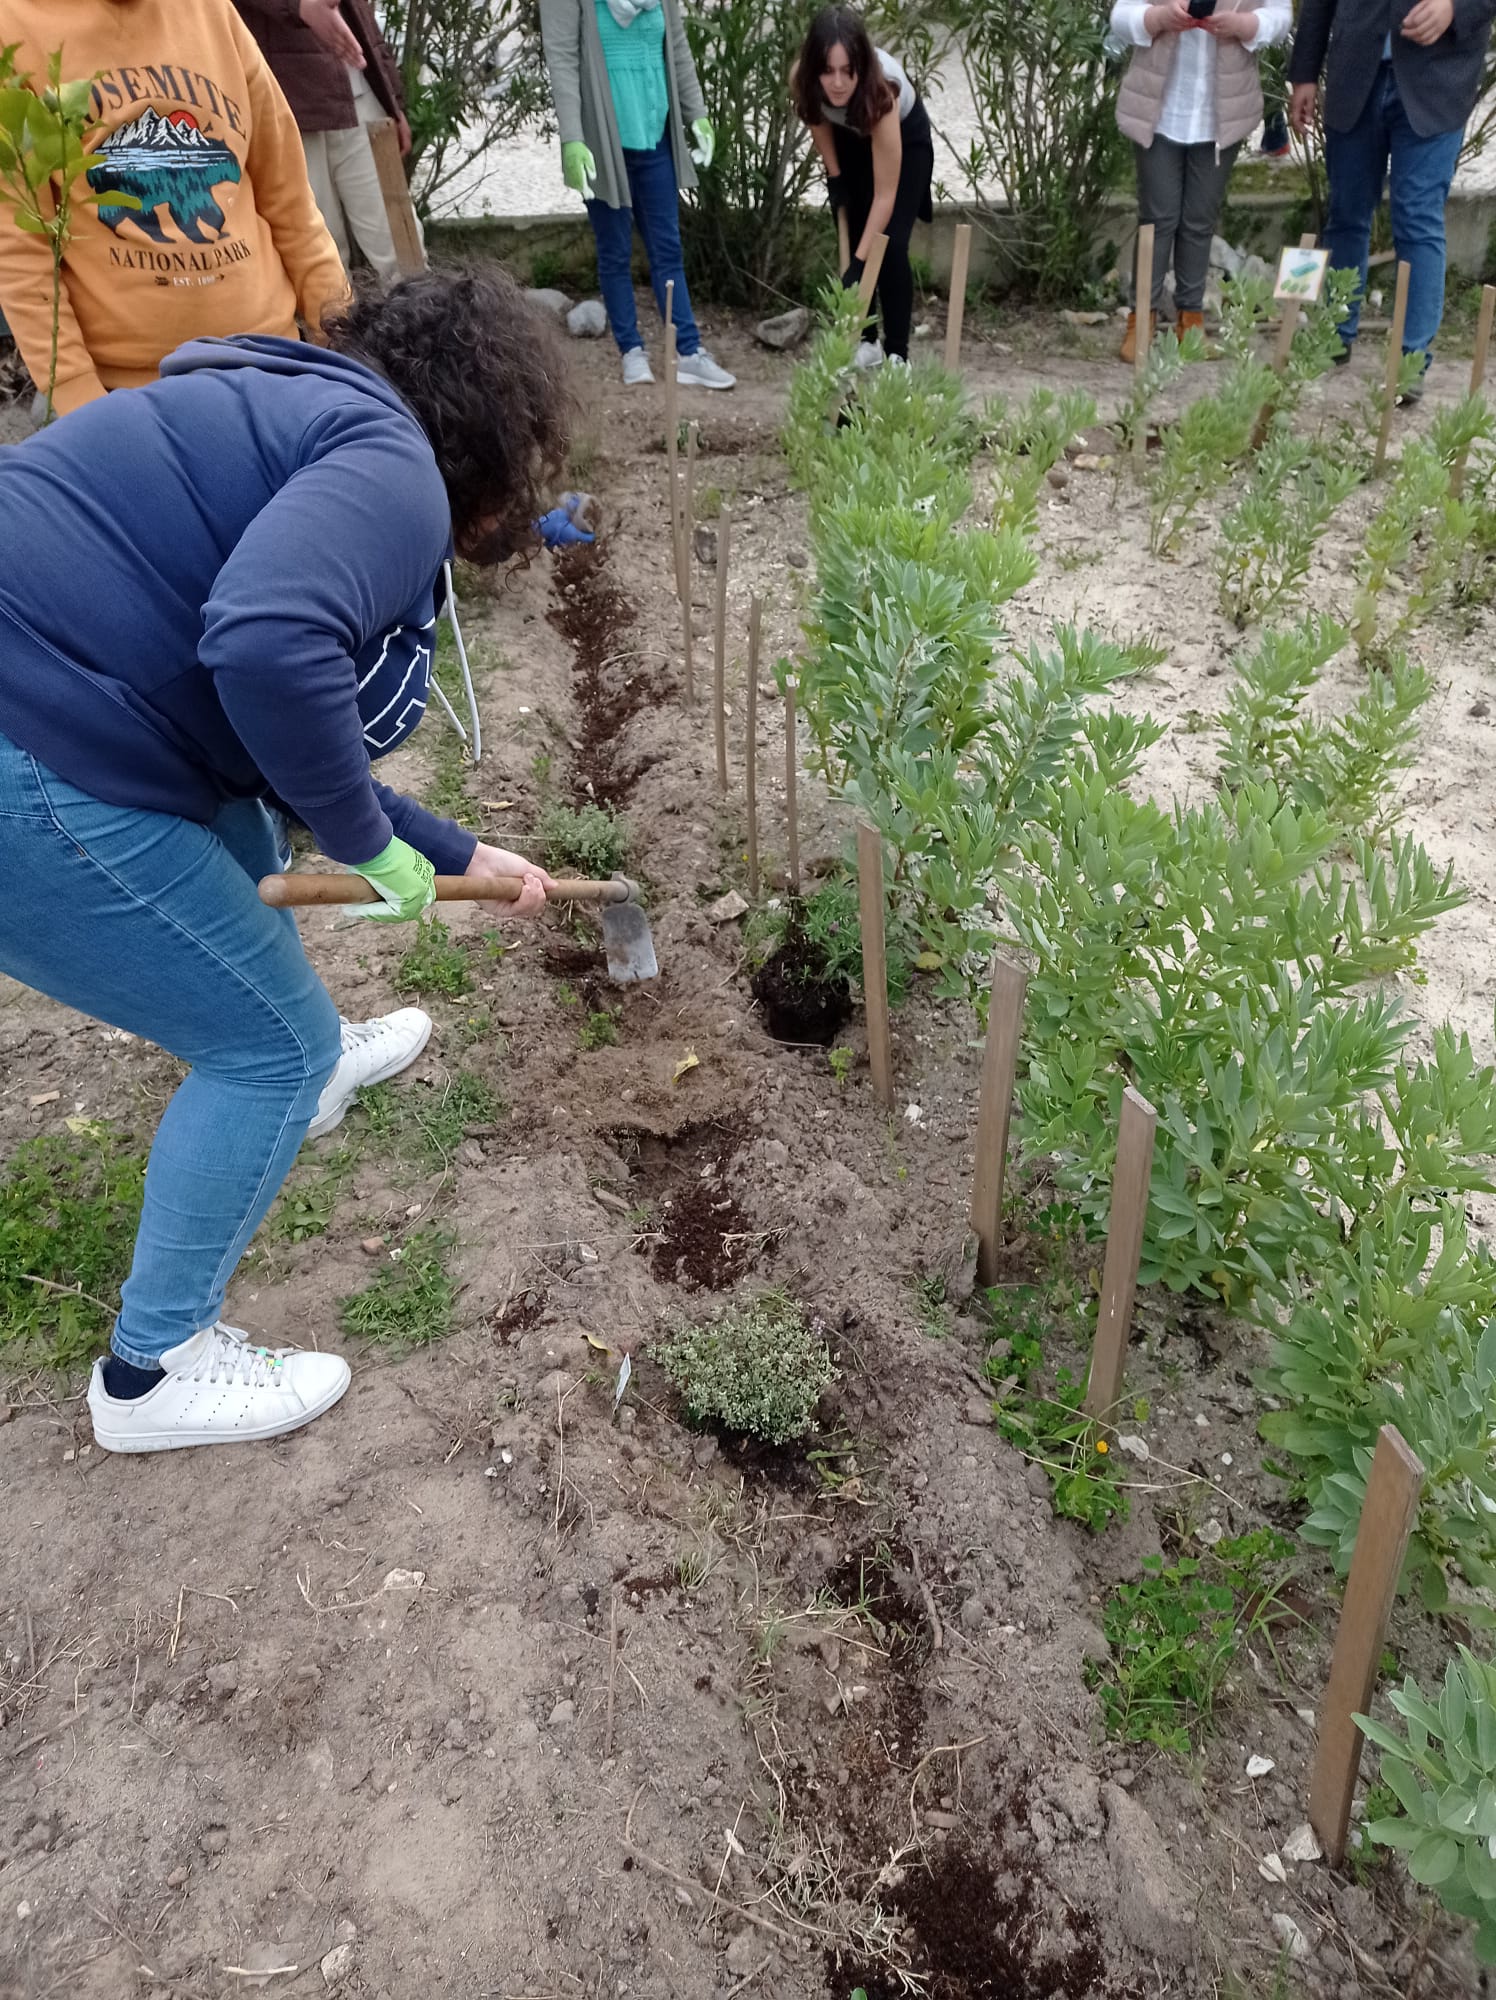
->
[1, 298, 1491, 2000]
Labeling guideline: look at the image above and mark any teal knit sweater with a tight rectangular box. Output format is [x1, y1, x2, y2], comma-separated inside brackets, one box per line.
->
[593, 1, 669, 152]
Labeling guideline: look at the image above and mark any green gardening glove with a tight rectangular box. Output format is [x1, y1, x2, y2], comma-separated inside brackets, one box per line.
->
[349, 835, 437, 923]
[561, 141, 597, 196]
[689, 117, 715, 170]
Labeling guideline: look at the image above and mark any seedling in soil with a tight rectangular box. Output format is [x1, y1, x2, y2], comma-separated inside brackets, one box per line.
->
[827, 1047, 853, 1087]
[397, 916, 474, 999]
[1086, 1529, 1296, 1754]
[530, 749, 553, 789]
[579, 1009, 619, 1051]
[536, 799, 630, 878]
[555, 981, 580, 1009]
[0, 1125, 145, 1369]
[911, 1273, 951, 1339]
[982, 1284, 1047, 1388]
[339, 1229, 455, 1346]
[657, 1290, 835, 1445]
[995, 1368, 1129, 1533]
[270, 1143, 357, 1243]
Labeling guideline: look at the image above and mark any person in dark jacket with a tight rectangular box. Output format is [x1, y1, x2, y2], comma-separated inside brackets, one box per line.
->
[1289, 0, 1496, 370]
[0, 268, 564, 1455]
[234, 0, 421, 284]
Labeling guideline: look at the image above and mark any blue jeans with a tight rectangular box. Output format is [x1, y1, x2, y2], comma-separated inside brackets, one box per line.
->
[1324, 63, 1464, 353]
[0, 732, 340, 1366]
[586, 129, 701, 357]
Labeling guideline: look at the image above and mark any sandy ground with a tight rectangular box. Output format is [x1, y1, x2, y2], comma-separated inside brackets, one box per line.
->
[0, 302, 1491, 2000]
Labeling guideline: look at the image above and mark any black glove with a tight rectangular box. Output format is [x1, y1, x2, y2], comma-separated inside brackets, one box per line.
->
[841, 257, 865, 292]
[827, 174, 848, 213]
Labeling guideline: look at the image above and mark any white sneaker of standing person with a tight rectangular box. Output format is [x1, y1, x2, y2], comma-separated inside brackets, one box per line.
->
[621, 346, 655, 386]
[676, 348, 736, 391]
[88, 1324, 350, 1453]
[853, 339, 885, 372]
[307, 1008, 431, 1140]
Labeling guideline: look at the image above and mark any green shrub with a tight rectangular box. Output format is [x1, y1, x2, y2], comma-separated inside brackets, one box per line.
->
[657, 1290, 834, 1444]
[536, 800, 630, 879]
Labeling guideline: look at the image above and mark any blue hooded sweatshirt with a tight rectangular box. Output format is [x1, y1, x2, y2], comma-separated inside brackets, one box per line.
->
[0, 335, 477, 876]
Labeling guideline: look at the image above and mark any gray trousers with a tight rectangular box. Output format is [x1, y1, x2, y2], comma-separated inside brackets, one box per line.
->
[1133, 137, 1241, 313]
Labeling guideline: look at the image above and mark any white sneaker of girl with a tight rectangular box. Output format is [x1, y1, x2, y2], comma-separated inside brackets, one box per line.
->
[307, 1008, 431, 1139]
[88, 1324, 350, 1453]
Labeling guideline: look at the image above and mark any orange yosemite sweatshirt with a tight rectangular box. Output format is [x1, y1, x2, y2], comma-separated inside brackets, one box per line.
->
[0, 0, 349, 414]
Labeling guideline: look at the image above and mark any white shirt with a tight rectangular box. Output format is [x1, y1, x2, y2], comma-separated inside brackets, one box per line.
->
[821, 47, 917, 128]
[1108, 4, 1292, 147]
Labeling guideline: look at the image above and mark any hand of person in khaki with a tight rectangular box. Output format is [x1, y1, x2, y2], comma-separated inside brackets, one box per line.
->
[1143, 1, 1200, 33]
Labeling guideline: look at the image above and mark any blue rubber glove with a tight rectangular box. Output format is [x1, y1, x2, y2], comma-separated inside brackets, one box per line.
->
[349, 835, 436, 923]
[536, 504, 595, 549]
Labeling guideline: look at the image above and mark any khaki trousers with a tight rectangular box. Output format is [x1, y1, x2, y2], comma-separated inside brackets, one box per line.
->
[300, 68, 423, 287]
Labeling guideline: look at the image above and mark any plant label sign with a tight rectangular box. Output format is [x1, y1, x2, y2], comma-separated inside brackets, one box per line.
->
[1274, 246, 1330, 304]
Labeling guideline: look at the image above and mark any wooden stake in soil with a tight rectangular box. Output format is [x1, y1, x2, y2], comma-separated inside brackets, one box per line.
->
[784, 676, 801, 894]
[1082, 1086, 1158, 1422]
[1374, 259, 1412, 473]
[970, 957, 1029, 1289]
[1308, 1425, 1426, 1866]
[945, 222, 973, 374]
[681, 421, 698, 705]
[664, 280, 683, 604]
[1452, 282, 1496, 497]
[837, 208, 851, 277]
[367, 119, 426, 277]
[856, 822, 894, 1108]
[1132, 222, 1155, 465]
[1251, 232, 1318, 451]
[858, 232, 889, 310]
[712, 505, 731, 793]
[745, 595, 762, 899]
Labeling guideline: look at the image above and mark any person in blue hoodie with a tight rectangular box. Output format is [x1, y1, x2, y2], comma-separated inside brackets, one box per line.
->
[0, 266, 568, 1455]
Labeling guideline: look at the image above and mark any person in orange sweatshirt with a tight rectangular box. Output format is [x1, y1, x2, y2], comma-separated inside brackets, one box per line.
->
[0, 0, 349, 416]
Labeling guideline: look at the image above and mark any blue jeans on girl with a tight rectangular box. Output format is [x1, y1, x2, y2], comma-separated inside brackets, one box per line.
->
[1324, 61, 1465, 355]
[585, 127, 702, 357]
[0, 730, 340, 1367]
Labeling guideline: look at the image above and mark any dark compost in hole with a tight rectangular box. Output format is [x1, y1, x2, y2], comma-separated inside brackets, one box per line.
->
[751, 931, 852, 1046]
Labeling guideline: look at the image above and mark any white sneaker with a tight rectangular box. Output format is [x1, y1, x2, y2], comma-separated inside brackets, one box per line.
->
[621, 347, 655, 386]
[676, 348, 736, 391]
[88, 1324, 351, 1453]
[853, 339, 885, 372]
[307, 1008, 431, 1140]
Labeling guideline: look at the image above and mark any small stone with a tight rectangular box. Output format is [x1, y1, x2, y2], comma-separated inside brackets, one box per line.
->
[1270, 1913, 1312, 1961]
[514, 1719, 541, 1747]
[335, 1921, 358, 1945]
[755, 305, 811, 350]
[444, 1718, 467, 1750]
[1246, 1754, 1275, 1778]
[361, 1237, 383, 1256]
[1115, 1434, 1149, 1461]
[785, 549, 808, 569]
[707, 889, 749, 925]
[725, 1930, 759, 1975]
[321, 1943, 356, 1989]
[1282, 1822, 1323, 1864]
[1471, 699, 1490, 718]
[1105, 1787, 1195, 1961]
[567, 299, 608, 338]
[1046, 463, 1070, 490]
[959, 1597, 987, 1633]
[206, 1661, 239, 1700]
[198, 1828, 229, 1856]
[166, 1867, 189, 1889]
[524, 287, 572, 320]
[456, 1140, 484, 1169]
[618, 1406, 636, 1435]
[694, 525, 717, 566]
[1259, 1851, 1289, 1884]
[1024, 1462, 1050, 1499]
[548, 1699, 576, 1727]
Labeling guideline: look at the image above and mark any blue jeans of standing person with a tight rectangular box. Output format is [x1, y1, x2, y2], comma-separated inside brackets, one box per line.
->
[0, 730, 341, 1367]
[586, 127, 701, 357]
[1324, 61, 1465, 354]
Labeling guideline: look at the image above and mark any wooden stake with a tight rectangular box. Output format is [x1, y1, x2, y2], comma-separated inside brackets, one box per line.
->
[1452, 282, 1496, 497]
[664, 281, 683, 605]
[970, 958, 1028, 1288]
[680, 420, 698, 706]
[837, 208, 851, 276]
[1132, 223, 1154, 464]
[1374, 258, 1411, 473]
[784, 676, 801, 895]
[712, 506, 731, 793]
[1082, 1086, 1158, 1422]
[745, 596, 761, 899]
[856, 822, 893, 1108]
[1308, 1425, 1426, 1866]
[1252, 232, 1318, 452]
[945, 222, 973, 374]
[858, 233, 888, 310]
[367, 119, 426, 277]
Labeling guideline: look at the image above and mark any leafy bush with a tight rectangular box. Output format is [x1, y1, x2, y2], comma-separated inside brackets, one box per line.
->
[657, 1290, 834, 1444]
[0, 1125, 144, 1369]
[536, 800, 630, 878]
[1217, 425, 1362, 629]
[1356, 1649, 1496, 1963]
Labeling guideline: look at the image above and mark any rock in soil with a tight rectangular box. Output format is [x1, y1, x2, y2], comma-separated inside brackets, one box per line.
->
[755, 306, 811, 350]
[525, 287, 572, 319]
[1104, 1783, 1197, 1962]
[567, 299, 608, 338]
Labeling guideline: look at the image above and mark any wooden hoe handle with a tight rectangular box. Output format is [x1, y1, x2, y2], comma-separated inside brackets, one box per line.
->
[258, 873, 627, 909]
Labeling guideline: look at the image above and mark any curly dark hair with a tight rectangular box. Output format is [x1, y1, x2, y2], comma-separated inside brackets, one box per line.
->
[792, 7, 894, 137]
[325, 266, 570, 562]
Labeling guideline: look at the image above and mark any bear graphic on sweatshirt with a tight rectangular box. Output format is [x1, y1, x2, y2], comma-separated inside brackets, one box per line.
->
[88, 108, 242, 246]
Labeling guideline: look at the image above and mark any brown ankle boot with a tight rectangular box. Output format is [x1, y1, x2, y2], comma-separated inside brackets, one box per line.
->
[1119, 311, 1138, 365]
[1177, 310, 1205, 343]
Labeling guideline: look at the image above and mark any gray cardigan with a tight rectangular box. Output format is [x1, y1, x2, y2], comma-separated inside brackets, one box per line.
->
[1289, 0, 1496, 139]
[539, 0, 707, 211]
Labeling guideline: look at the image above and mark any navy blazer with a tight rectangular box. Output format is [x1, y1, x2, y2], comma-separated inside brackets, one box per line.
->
[1289, 0, 1496, 137]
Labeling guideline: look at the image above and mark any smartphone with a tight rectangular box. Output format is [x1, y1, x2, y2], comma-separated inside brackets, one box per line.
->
[1187, 0, 1218, 15]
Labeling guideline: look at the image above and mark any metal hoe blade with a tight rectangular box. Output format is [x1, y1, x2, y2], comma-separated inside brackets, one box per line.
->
[599, 899, 657, 984]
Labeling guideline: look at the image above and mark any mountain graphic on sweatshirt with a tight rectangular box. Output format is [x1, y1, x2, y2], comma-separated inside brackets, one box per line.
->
[88, 107, 242, 247]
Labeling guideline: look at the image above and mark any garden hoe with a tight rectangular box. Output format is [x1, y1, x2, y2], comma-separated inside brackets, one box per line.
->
[259, 872, 658, 984]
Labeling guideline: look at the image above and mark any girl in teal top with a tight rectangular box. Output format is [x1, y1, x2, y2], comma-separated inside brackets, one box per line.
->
[539, 0, 736, 390]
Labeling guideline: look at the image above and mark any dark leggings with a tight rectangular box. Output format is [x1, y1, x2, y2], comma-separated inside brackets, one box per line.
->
[833, 103, 934, 359]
